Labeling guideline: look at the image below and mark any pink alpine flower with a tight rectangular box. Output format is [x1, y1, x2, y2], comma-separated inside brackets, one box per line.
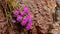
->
[13, 9, 20, 16]
[21, 16, 29, 26]
[21, 7, 29, 16]
[26, 23, 32, 30]
[11, 20, 16, 23]
[26, 14, 32, 30]
[12, 6, 32, 30]
[21, 7, 32, 30]
[17, 16, 22, 22]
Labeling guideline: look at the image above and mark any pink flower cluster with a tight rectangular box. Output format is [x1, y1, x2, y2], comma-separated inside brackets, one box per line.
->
[11, 7, 32, 30]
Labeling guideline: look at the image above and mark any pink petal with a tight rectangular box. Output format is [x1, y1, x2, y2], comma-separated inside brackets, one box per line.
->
[24, 6, 29, 12]
[21, 7, 29, 16]
[13, 9, 20, 16]
[11, 20, 16, 23]
[26, 24, 32, 30]
[17, 16, 22, 22]
[21, 17, 28, 26]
